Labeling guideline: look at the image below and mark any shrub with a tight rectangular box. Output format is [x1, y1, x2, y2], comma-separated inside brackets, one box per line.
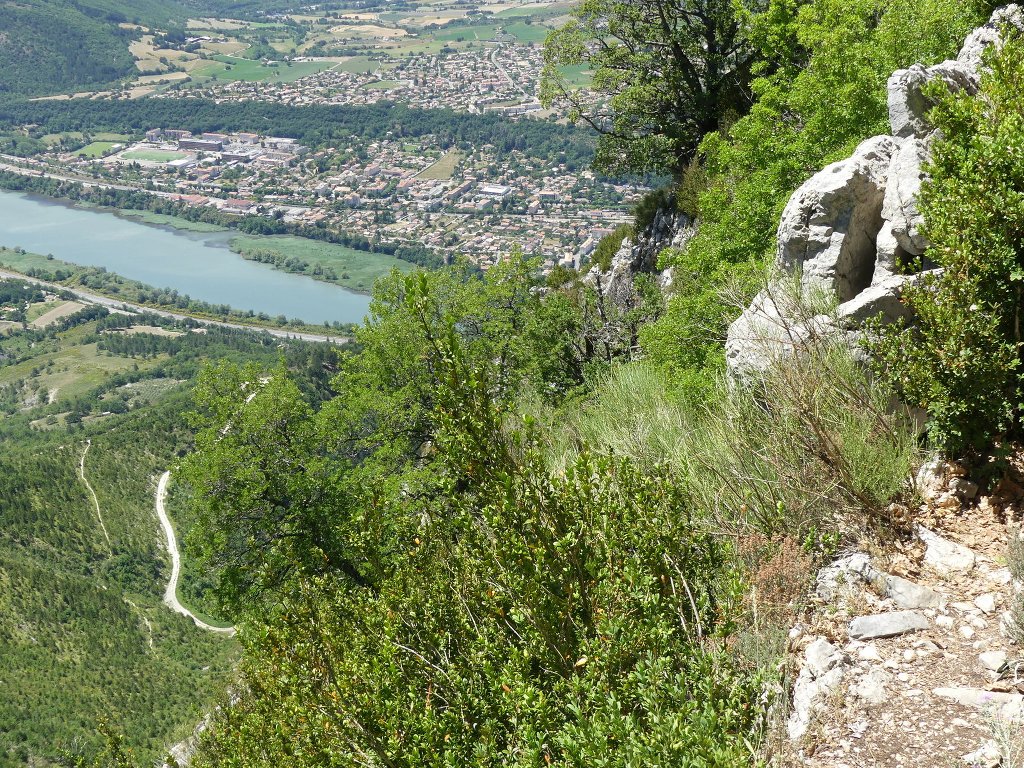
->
[591, 223, 634, 272]
[872, 32, 1024, 455]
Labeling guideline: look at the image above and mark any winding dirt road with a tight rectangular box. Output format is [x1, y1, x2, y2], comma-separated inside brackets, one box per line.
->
[79, 439, 112, 551]
[155, 471, 236, 636]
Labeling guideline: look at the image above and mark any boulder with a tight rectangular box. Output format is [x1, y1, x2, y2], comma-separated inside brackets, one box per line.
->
[887, 65, 934, 139]
[804, 637, 848, 677]
[917, 525, 976, 576]
[979, 650, 1007, 672]
[834, 274, 916, 327]
[815, 552, 875, 601]
[788, 639, 850, 739]
[726, 6, 1024, 386]
[854, 666, 890, 706]
[882, 573, 946, 610]
[887, 62, 979, 140]
[961, 741, 1002, 768]
[848, 610, 930, 640]
[934, 687, 1024, 720]
[776, 135, 899, 302]
[724, 288, 836, 386]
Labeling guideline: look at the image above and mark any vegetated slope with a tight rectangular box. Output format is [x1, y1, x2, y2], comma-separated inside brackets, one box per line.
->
[0, 400, 236, 766]
[0, 0, 188, 97]
[171, 0, 1003, 765]
[0, 288, 338, 765]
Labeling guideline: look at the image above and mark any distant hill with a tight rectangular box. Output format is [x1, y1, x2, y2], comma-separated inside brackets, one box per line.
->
[0, 0, 188, 96]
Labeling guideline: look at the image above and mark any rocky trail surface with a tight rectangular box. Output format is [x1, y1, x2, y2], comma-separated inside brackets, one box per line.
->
[155, 471, 235, 636]
[787, 463, 1024, 767]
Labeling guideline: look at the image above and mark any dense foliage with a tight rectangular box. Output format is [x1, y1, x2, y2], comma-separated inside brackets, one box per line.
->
[542, 0, 761, 175]
[179, 267, 767, 766]
[873, 32, 1024, 454]
[0, 99, 596, 169]
[0, 0, 187, 96]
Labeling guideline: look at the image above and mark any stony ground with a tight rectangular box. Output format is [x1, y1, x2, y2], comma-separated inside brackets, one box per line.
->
[783, 463, 1024, 768]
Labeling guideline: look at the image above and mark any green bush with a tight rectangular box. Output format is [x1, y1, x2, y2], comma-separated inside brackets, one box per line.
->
[591, 223, 634, 271]
[872, 33, 1024, 455]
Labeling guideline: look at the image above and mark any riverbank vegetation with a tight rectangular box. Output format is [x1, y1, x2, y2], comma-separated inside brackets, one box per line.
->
[228, 235, 415, 293]
[0, 247, 357, 336]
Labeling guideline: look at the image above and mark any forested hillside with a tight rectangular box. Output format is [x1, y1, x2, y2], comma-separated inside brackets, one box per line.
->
[0, 283, 345, 765]
[160, 0, 1024, 766]
[0, 1, 188, 96]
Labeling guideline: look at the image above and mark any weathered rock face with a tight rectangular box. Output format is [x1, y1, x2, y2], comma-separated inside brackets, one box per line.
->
[585, 207, 695, 306]
[726, 5, 1024, 384]
[882, 136, 931, 257]
[776, 135, 899, 301]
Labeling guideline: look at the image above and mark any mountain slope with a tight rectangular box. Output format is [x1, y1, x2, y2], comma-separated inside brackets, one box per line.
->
[0, 0, 188, 96]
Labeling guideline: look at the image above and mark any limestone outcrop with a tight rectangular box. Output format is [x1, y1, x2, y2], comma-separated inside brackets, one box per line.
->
[585, 207, 695, 306]
[726, 6, 1024, 384]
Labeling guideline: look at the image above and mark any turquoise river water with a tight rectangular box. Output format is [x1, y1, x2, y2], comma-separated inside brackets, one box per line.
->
[0, 189, 372, 325]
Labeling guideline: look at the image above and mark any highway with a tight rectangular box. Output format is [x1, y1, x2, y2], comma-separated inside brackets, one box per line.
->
[0, 268, 351, 344]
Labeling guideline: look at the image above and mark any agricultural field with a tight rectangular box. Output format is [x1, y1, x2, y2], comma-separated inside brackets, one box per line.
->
[417, 149, 464, 180]
[76, 141, 123, 159]
[29, 300, 86, 329]
[190, 55, 335, 83]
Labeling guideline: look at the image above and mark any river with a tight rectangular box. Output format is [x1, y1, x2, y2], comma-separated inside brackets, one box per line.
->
[0, 189, 372, 325]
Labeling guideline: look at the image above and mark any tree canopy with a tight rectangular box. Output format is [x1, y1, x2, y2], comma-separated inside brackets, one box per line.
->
[541, 0, 764, 175]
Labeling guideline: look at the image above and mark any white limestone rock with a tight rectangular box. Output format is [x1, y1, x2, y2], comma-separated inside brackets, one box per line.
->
[788, 660, 847, 740]
[958, 4, 1024, 72]
[726, 6, 1024, 388]
[849, 610, 931, 640]
[882, 136, 931, 256]
[979, 650, 1007, 672]
[917, 525, 977, 576]
[882, 573, 946, 610]
[815, 552, 875, 602]
[776, 136, 899, 302]
[935, 687, 1024, 720]
[962, 740, 1002, 768]
[855, 666, 890, 706]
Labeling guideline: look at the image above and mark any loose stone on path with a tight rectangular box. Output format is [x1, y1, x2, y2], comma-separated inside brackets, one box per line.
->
[849, 610, 931, 640]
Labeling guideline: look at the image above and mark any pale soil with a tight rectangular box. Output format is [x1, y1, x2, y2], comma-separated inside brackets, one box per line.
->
[155, 471, 236, 636]
[30, 300, 84, 328]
